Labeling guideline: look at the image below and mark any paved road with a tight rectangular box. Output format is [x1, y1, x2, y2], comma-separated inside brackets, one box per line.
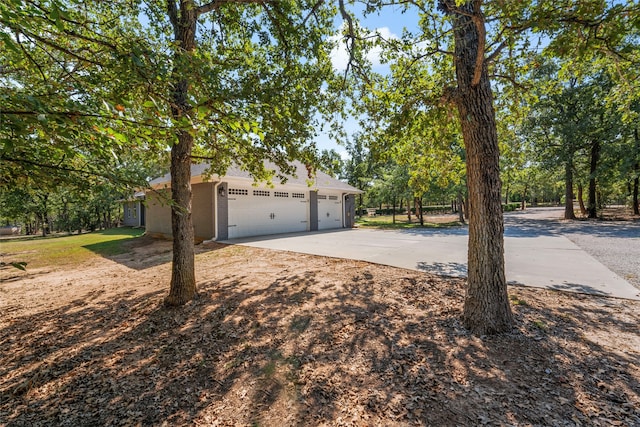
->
[223, 207, 640, 300]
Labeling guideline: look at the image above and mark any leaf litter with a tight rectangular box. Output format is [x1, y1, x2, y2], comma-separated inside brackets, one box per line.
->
[0, 236, 639, 426]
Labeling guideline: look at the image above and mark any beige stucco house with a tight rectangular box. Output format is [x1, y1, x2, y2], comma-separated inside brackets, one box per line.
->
[145, 161, 361, 241]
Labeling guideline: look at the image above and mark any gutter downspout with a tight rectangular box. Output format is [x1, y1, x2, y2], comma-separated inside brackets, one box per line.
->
[342, 192, 347, 228]
[203, 181, 221, 244]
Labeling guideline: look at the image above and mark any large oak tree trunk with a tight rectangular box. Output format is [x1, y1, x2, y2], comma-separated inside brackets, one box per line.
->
[447, 0, 512, 334]
[587, 140, 600, 219]
[165, 1, 197, 306]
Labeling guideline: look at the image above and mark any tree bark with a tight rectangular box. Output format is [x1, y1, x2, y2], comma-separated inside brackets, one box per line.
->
[447, 0, 512, 335]
[457, 190, 465, 224]
[577, 183, 586, 216]
[564, 160, 576, 219]
[587, 140, 600, 219]
[392, 195, 396, 224]
[633, 128, 639, 215]
[633, 177, 639, 216]
[165, 0, 197, 306]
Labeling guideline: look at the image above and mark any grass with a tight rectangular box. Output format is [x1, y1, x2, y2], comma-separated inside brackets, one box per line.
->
[510, 294, 529, 306]
[0, 227, 145, 269]
[356, 214, 463, 229]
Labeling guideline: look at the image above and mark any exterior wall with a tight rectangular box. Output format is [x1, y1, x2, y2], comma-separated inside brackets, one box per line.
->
[122, 201, 143, 227]
[146, 184, 216, 240]
[344, 194, 355, 228]
[145, 191, 172, 238]
[146, 179, 360, 240]
[309, 191, 318, 231]
[192, 182, 215, 240]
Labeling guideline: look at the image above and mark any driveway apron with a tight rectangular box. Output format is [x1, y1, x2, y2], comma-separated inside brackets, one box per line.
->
[223, 208, 640, 300]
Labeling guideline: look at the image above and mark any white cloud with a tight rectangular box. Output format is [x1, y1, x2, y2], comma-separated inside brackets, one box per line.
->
[329, 25, 399, 71]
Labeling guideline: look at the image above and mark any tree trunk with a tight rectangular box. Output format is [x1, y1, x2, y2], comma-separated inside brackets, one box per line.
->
[633, 177, 639, 215]
[463, 195, 469, 219]
[577, 183, 587, 216]
[564, 160, 576, 219]
[633, 129, 639, 215]
[587, 140, 600, 219]
[165, 1, 197, 306]
[392, 195, 396, 224]
[407, 198, 412, 222]
[521, 182, 528, 211]
[457, 190, 465, 224]
[447, 0, 512, 334]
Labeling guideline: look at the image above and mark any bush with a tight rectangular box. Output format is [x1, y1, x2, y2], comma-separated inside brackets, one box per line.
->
[502, 203, 520, 212]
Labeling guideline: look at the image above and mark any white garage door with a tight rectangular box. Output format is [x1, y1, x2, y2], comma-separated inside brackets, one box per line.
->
[317, 194, 342, 230]
[227, 187, 309, 239]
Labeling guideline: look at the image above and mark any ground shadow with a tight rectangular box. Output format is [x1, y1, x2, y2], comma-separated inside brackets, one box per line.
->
[546, 282, 610, 296]
[416, 261, 468, 277]
[1, 253, 638, 426]
[82, 235, 230, 271]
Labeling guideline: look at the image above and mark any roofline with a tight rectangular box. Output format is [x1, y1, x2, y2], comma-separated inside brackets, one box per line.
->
[149, 172, 363, 194]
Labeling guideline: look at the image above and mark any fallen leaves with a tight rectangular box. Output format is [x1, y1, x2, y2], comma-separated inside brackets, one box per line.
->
[0, 241, 639, 426]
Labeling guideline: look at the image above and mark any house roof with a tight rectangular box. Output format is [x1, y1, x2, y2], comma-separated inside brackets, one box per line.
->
[149, 160, 362, 193]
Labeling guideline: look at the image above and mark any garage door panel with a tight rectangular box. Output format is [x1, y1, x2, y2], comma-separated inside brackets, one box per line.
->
[317, 194, 342, 230]
[227, 187, 308, 238]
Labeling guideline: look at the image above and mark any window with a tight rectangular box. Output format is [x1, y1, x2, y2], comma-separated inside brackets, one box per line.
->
[229, 188, 248, 195]
[292, 192, 305, 199]
[318, 195, 327, 200]
[253, 190, 270, 197]
[274, 191, 289, 198]
[328, 195, 338, 200]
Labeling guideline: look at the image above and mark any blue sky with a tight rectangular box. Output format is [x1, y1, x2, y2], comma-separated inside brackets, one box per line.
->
[316, 5, 424, 155]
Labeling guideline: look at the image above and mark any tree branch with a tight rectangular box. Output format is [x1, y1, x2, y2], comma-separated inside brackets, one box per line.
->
[338, 0, 356, 81]
[197, 0, 263, 16]
[302, 0, 324, 25]
[0, 110, 170, 129]
[470, 1, 485, 86]
[0, 156, 147, 188]
[167, 0, 179, 38]
[490, 74, 526, 90]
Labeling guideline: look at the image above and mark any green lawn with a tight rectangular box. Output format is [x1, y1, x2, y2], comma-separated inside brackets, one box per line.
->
[355, 215, 463, 229]
[0, 228, 145, 269]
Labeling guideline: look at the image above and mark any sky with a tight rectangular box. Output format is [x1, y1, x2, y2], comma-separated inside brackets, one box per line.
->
[316, 4, 424, 156]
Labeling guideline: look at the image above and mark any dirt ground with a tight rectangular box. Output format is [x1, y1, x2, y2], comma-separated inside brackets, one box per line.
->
[1, 235, 639, 426]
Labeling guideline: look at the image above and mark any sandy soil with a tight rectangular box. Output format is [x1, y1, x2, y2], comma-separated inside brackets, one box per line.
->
[1, 236, 639, 426]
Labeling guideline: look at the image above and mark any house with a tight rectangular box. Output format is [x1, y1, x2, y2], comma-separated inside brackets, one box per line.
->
[145, 161, 362, 241]
[121, 191, 145, 228]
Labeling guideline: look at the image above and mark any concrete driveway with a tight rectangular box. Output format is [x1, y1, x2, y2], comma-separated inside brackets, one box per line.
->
[223, 207, 640, 300]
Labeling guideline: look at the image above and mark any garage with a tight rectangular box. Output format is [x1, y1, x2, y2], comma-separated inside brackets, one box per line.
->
[317, 193, 343, 230]
[146, 161, 361, 241]
[227, 187, 309, 239]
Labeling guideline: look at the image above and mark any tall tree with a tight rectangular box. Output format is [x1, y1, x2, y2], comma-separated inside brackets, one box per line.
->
[160, 1, 338, 305]
[340, 0, 639, 334]
[2, 1, 339, 305]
